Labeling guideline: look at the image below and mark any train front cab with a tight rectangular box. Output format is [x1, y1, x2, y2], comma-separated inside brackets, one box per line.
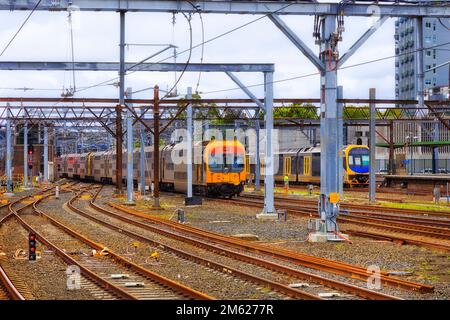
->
[204, 140, 246, 197]
[344, 145, 370, 186]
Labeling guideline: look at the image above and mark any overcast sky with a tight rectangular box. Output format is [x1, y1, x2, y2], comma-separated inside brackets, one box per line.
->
[0, 9, 396, 101]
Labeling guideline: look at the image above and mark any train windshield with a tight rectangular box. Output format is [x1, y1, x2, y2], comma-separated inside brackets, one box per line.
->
[209, 151, 245, 173]
[348, 147, 369, 173]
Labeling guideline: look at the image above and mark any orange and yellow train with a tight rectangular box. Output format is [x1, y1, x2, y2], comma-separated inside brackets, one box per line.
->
[55, 139, 247, 197]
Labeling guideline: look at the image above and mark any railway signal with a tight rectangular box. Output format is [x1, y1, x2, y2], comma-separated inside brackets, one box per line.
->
[29, 232, 37, 261]
[27, 145, 33, 170]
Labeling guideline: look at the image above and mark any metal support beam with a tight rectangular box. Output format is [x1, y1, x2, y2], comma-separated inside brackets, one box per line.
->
[43, 126, 48, 182]
[268, 14, 324, 71]
[433, 120, 439, 174]
[0, 62, 275, 73]
[319, 16, 338, 235]
[115, 105, 123, 194]
[369, 88, 376, 202]
[338, 16, 388, 68]
[23, 122, 28, 188]
[337, 86, 343, 198]
[260, 71, 275, 216]
[416, 17, 425, 111]
[1, 1, 448, 17]
[255, 118, 261, 191]
[153, 85, 160, 208]
[126, 88, 134, 204]
[225, 71, 262, 191]
[186, 87, 193, 200]
[5, 106, 12, 194]
[389, 121, 395, 175]
[116, 10, 126, 195]
[140, 105, 146, 196]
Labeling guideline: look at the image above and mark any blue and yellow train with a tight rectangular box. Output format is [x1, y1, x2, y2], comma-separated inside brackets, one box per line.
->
[247, 145, 370, 187]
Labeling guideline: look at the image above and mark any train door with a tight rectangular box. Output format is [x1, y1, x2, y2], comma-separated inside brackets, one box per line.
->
[283, 157, 292, 177]
[304, 156, 311, 177]
[245, 155, 250, 180]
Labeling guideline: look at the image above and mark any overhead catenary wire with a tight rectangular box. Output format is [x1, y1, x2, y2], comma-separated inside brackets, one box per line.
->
[200, 40, 450, 95]
[0, 0, 43, 58]
[73, 2, 297, 95]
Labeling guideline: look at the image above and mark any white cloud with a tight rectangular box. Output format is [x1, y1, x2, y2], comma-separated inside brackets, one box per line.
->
[0, 10, 396, 101]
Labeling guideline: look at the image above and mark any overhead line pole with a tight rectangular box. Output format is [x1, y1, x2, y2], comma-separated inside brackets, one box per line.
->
[116, 10, 126, 195]
[153, 85, 160, 208]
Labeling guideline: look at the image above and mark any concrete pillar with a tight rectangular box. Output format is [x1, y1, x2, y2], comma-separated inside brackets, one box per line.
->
[126, 87, 134, 204]
[186, 87, 193, 199]
[258, 71, 276, 217]
[44, 127, 49, 182]
[23, 122, 28, 188]
[369, 88, 376, 202]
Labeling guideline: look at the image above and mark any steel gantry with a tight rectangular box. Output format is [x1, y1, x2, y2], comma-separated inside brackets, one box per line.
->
[1, 0, 449, 236]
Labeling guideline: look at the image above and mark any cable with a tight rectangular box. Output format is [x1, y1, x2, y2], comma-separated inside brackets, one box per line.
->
[438, 18, 450, 31]
[75, 1, 297, 95]
[132, 12, 193, 101]
[0, 0, 42, 58]
[68, 8, 77, 93]
[200, 40, 450, 95]
[195, 12, 205, 94]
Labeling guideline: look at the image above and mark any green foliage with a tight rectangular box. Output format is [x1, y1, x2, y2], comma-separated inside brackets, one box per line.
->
[273, 103, 318, 119]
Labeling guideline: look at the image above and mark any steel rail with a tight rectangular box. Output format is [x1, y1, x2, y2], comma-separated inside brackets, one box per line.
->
[226, 197, 450, 252]
[9, 200, 138, 300]
[237, 197, 450, 238]
[32, 191, 213, 300]
[96, 203, 433, 292]
[65, 188, 325, 300]
[83, 191, 401, 300]
[102, 200, 432, 294]
[243, 193, 450, 221]
[0, 264, 25, 300]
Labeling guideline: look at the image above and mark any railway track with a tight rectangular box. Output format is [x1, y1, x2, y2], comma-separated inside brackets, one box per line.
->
[85, 188, 436, 296]
[239, 196, 450, 237]
[223, 196, 450, 252]
[104, 201, 434, 293]
[65, 187, 334, 300]
[0, 183, 79, 300]
[0, 264, 25, 300]
[18, 190, 211, 300]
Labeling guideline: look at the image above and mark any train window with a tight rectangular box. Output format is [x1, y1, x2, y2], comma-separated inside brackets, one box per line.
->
[362, 155, 369, 166]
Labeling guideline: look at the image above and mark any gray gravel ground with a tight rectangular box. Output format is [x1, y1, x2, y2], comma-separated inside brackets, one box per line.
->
[37, 190, 296, 300]
[103, 186, 449, 300]
[0, 217, 96, 300]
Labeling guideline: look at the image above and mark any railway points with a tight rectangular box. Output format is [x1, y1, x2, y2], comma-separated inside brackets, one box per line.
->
[0, 0, 449, 308]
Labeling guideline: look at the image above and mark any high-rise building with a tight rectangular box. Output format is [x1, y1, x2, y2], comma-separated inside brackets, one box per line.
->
[395, 17, 450, 100]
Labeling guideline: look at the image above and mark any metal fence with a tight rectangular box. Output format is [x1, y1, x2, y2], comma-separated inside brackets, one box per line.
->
[376, 159, 450, 174]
